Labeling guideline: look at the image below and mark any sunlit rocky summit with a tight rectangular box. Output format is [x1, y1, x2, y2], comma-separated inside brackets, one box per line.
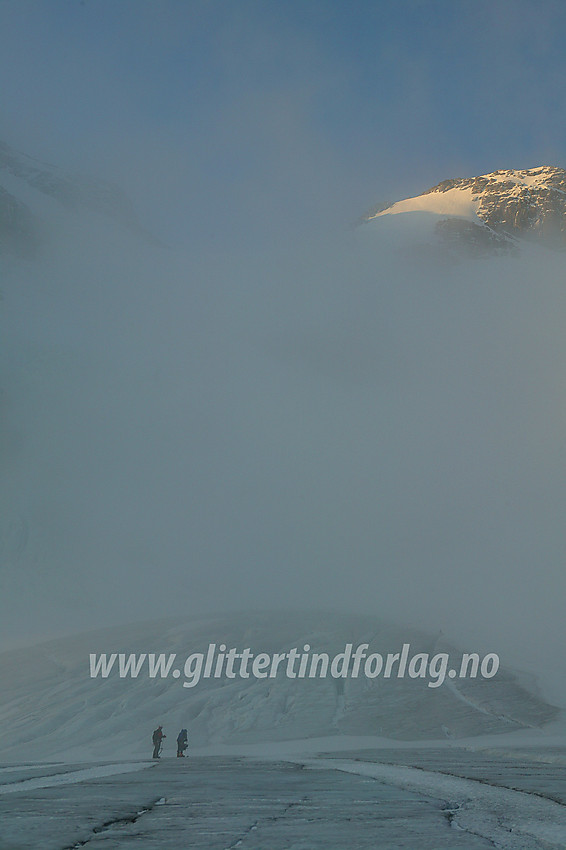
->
[365, 166, 566, 256]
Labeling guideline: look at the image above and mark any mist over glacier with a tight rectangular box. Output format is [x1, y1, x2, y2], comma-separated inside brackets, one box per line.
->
[5, 8, 566, 850]
[2, 154, 566, 678]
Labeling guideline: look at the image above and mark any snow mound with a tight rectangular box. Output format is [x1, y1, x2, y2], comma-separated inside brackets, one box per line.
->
[0, 611, 558, 762]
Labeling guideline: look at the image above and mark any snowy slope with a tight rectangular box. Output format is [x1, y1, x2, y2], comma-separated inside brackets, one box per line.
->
[0, 612, 559, 763]
[370, 185, 480, 221]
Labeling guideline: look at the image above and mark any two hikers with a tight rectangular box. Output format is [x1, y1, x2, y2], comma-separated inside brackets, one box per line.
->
[151, 726, 189, 758]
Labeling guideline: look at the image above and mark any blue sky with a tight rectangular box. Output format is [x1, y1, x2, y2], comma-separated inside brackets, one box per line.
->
[3, 0, 566, 241]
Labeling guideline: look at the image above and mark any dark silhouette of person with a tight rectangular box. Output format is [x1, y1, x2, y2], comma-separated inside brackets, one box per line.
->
[152, 725, 165, 758]
[176, 728, 188, 757]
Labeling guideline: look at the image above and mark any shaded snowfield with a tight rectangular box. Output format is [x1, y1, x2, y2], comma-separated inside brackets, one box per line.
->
[0, 761, 154, 795]
[1, 747, 566, 848]
[303, 752, 566, 850]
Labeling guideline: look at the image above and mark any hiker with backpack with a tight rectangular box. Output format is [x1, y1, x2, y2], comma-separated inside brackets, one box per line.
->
[176, 728, 188, 757]
[152, 725, 165, 758]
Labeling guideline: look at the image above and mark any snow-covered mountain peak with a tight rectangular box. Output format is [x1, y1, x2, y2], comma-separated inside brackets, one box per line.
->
[365, 165, 566, 255]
